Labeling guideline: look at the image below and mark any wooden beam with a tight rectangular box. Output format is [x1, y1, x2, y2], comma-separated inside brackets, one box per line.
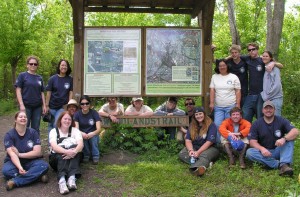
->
[191, 0, 208, 18]
[84, 7, 193, 15]
[71, 0, 85, 100]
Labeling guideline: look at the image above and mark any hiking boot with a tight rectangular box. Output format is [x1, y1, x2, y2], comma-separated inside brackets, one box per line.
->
[198, 166, 206, 176]
[59, 181, 69, 195]
[239, 145, 247, 169]
[67, 177, 77, 191]
[224, 144, 235, 167]
[40, 174, 49, 183]
[6, 180, 15, 191]
[279, 164, 293, 177]
[92, 159, 99, 165]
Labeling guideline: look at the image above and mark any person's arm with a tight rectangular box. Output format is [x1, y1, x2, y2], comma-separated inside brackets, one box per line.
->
[266, 61, 283, 72]
[45, 91, 51, 113]
[172, 108, 185, 116]
[154, 104, 168, 116]
[275, 128, 299, 147]
[6, 148, 26, 174]
[235, 89, 241, 108]
[209, 88, 215, 112]
[16, 87, 25, 111]
[41, 92, 47, 114]
[239, 120, 251, 138]
[194, 141, 213, 158]
[12, 145, 43, 159]
[68, 91, 73, 100]
[185, 139, 194, 157]
[87, 121, 101, 139]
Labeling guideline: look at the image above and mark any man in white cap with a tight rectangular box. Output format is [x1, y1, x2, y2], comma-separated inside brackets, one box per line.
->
[66, 99, 78, 116]
[246, 100, 299, 176]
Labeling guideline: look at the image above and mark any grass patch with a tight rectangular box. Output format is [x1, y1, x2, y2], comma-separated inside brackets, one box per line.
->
[0, 99, 17, 116]
[94, 145, 300, 197]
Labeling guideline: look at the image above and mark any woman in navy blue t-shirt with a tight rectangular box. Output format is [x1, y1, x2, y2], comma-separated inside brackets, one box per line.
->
[74, 95, 101, 164]
[46, 59, 73, 133]
[15, 56, 46, 134]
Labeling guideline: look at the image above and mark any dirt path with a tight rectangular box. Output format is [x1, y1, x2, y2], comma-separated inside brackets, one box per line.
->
[0, 115, 137, 196]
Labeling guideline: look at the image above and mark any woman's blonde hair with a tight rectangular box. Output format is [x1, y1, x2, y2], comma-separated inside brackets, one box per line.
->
[189, 113, 212, 141]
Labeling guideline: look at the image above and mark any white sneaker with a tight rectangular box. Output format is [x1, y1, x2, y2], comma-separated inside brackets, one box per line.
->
[67, 177, 77, 190]
[59, 181, 69, 194]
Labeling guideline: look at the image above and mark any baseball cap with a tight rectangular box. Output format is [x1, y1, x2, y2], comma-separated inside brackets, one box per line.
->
[67, 99, 78, 108]
[228, 136, 245, 151]
[132, 97, 143, 102]
[194, 107, 205, 114]
[263, 100, 275, 109]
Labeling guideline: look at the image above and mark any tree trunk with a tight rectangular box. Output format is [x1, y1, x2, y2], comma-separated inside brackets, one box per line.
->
[227, 0, 241, 45]
[10, 55, 22, 98]
[266, 0, 285, 59]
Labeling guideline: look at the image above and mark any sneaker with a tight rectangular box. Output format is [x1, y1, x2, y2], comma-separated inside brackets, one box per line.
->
[6, 180, 15, 191]
[40, 174, 49, 183]
[279, 164, 293, 176]
[67, 177, 77, 191]
[59, 181, 69, 195]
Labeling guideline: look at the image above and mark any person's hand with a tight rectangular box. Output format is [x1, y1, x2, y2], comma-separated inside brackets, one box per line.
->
[82, 132, 89, 140]
[275, 138, 286, 147]
[260, 147, 272, 157]
[62, 148, 78, 159]
[265, 62, 275, 72]
[110, 115, 119, 123]
[228, 133, 239, 141]
[19, 104, 25, 112]
[19, 168, 27, 175]
[45, 106, 50, 114]
[167, 113, 173, 116]
[87, 132, 94, 139]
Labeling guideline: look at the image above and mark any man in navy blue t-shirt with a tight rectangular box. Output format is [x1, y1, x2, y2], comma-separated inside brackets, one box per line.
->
[246, 100, 299, 176]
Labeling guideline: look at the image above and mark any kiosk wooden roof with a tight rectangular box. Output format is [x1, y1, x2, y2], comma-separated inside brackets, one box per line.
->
[68, 0, 215, 111]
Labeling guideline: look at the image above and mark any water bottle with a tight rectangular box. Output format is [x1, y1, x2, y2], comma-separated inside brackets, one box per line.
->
[190, 156, 196, 164]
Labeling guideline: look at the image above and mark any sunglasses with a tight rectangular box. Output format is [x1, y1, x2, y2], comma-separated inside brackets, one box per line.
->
[28, 63, 38, 66]
[185, 103, 194, 106]
[247, 48, 256, 52]
[80, 102, 90, 106]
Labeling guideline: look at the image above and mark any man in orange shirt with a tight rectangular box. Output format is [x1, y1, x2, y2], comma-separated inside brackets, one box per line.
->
[219, 107, 251, 168]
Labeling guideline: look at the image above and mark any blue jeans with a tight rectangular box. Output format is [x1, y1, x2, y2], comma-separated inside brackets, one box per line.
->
[246, 141, 294, 169]
[214, 104, 235, 144]
[83, 135, 100, 161]
[25, 105, 42, 134]
[48, 108, 65, 132]
[270, 97, 283, 116]
[242, 94, 264, 123]
[2, 159, 49, 187]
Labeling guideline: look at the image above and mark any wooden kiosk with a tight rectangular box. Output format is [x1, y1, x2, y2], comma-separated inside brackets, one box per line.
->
[68, 0, 215, 112]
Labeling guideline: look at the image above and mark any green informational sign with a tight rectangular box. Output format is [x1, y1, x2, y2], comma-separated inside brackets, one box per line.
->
[84, 28, 142, 96]
[146, 28, 202, 95]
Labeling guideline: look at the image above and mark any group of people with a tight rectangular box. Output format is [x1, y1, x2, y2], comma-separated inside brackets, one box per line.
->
[179, 43, 298, 177]
[2, 46, 298, 194]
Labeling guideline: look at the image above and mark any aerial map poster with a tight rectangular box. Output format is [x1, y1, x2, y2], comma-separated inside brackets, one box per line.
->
[84, 28, 141, 96]
[146, 28, 202, 95]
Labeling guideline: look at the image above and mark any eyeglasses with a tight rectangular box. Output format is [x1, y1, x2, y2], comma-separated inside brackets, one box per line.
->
[247, 48, 256, 52]
[185, 103, 194, 106]
[28, 63, 38, 66]
[80, 102, 90, 106]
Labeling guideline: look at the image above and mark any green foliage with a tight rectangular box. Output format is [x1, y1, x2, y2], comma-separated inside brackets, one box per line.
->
[0, 99, 17, 115]
[101, 123, 184, 154]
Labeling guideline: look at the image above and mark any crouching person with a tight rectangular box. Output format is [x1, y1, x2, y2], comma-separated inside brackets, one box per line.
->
[2, 111, 49, 191]
[49, 111, 83, 195]
[179, 107, 219, 176]
[246, 101, 299, 176]
[219, 107, 251, 168]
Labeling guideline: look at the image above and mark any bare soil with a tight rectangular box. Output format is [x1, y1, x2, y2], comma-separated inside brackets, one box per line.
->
[0, 116, 138, 196]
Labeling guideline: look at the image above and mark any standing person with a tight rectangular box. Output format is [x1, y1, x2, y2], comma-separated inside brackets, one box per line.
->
[98, 97, 124, 123]
[49, 111, 83, 195]
[226, 45, 248, 108]
[179, 98, 196, 138]
[241, 43, 283, 123]
[246, 101, 299, 176]
[66, 99, 78, 116]
[46, 59, 73, 133]
[178, 107, 219, 176]
[209, 60, 241, 144]
[260, 51, 283, 116]
[125, 97, 153, 116]
[154, 97, 185, 140]
[15, 56, 46, 134]
[219, 107, 251, 168]
[2, 111, 49, 191]
[74, 95, 101, 164]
